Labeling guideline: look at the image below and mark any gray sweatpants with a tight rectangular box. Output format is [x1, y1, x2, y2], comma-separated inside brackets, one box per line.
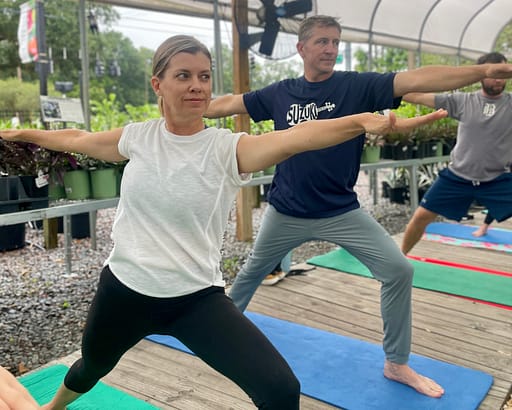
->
[229, 205, 413, 364]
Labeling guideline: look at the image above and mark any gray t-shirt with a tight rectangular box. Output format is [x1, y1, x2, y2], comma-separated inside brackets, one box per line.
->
[435, 91, 512, 182]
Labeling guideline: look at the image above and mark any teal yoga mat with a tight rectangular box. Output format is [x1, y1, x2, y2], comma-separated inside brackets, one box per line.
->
[147, 312, 493, 410]
[19, 364, 158, 409]
[307, 248, 512, 306]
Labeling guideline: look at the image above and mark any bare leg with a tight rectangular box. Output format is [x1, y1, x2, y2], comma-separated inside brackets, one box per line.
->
[0, 366, 40, 410]
[401, 207, 438, 254]
[472, 223, 490, 237]
[384, 360, 444, 398]
[397, 211, 446, 396]
[40, 384, 82, 410]
[473, 213, 494, 237]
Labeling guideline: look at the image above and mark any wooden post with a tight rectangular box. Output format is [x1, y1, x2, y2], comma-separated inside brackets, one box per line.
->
[232, 0, 254, 241]
[43, 218, 58, 249]
[35, 0, 60, 249]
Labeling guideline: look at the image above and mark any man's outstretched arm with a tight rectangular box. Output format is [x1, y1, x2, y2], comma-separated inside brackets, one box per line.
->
[402, 93, 436, 108]
[393, 63, 512, 97]
[205, 94, 247, 118]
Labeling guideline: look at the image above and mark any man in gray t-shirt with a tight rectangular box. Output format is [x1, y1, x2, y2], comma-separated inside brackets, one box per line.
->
[401, 52, 512, 254]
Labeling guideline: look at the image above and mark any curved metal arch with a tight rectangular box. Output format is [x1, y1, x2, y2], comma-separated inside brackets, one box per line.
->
[367, 0, 382, 70]
[417, 0, 443, 65]
[457, 0, 495, 63]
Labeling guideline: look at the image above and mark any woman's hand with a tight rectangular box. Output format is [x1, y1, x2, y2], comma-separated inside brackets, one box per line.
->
[365, 109, 448, 136]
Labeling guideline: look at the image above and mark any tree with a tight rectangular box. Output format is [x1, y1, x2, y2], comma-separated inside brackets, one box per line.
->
[0, 1, 117, 82]
[354, 46, 409, 72]
[0, 1, 155, 108]
[87, 31, 152, 107]
[249, 55, 302, 90]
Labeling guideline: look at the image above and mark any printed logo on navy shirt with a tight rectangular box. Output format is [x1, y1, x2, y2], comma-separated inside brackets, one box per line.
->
[286, 101, 337, 126]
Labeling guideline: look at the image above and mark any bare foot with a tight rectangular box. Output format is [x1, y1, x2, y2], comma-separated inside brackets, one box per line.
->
[384, 360, 444, 398]
[472, 226, 488, 237]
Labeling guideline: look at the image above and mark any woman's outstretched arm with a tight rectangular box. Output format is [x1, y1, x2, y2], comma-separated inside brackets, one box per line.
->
[0, 128, 126, 162]
[236, 109, 447, 173]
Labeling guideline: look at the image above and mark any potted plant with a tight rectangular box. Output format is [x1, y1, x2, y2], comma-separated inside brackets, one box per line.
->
[435, 119, 458, 155]
[0, 140, 46, 249]
[382, 131, 414, 160]
[361, 132, 384, 163]
[383, 167, 410, 204]
[412, 125, 443, 158]
[61, 153, 95, 200]
[89, 159, 125, 199]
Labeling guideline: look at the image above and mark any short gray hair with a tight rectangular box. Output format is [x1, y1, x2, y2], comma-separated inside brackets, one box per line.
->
[298, 15, 341, 42]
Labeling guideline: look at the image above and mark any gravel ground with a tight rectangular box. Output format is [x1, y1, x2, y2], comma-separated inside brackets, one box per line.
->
[0, 171, 413, 377]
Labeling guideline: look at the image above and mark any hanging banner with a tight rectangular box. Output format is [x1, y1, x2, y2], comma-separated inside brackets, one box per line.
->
[18, 0, 38, 63]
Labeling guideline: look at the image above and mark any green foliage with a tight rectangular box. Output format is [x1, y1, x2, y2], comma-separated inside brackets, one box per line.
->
[0, 1, 118, 82]
[0, 78, 40, 111]
[249, 119, 274, 135]
[389, 101, 458, 145]
[0, 1, 152, 107]
[354, 46, 408, 72]
[249, 57, 302, 90]
[394, 101, 433, 118]
[90, 93, 129, 131]
[222, 256, 240, 279]
[124, 103, 160, 123]
[204, 116, 274, 136]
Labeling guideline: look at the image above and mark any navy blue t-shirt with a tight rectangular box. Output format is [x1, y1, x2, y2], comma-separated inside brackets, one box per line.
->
[243, 70, 401, 218]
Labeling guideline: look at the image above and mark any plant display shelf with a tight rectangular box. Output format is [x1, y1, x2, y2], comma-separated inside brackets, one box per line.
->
[0, 198, 119, 274]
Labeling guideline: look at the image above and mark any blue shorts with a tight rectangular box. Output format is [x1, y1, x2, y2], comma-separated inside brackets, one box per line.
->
[420, 168, 512, 222]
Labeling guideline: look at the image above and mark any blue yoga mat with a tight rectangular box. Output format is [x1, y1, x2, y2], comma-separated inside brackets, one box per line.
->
[147, 312, 493, 410]
[426, 222, 512, 244]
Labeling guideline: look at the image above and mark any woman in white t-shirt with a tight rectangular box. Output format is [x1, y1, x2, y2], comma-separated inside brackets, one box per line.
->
[0, 35, 446, 410]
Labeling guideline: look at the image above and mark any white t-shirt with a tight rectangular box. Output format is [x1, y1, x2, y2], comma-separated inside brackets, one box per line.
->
[105, 118, 250, 297]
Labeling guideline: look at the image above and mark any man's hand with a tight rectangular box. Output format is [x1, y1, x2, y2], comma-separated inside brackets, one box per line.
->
[484, 63, 512, 79]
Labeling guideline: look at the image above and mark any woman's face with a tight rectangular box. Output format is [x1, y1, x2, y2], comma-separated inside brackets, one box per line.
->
[152, 51, 212, 123]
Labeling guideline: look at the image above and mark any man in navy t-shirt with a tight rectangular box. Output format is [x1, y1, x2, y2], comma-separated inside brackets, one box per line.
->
[206, 15, 512, 398]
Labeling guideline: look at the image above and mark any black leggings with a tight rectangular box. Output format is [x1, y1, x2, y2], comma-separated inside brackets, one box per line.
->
[65, 266, 300, 409]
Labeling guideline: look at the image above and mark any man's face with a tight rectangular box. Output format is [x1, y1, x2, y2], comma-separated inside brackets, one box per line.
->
[481, 77, 507, 97]
[297, 25, 341, 79]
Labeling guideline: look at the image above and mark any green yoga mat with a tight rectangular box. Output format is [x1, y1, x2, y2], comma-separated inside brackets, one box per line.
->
[308, 248, 512, 306]
[19, 364, 158, 409]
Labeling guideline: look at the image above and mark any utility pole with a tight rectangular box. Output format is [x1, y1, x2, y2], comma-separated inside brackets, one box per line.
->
[35, 0, 48, 96]
[78, 0, 91, 130]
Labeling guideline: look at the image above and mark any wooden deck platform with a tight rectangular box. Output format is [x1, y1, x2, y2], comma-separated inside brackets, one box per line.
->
[49, 212, 512, 409]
